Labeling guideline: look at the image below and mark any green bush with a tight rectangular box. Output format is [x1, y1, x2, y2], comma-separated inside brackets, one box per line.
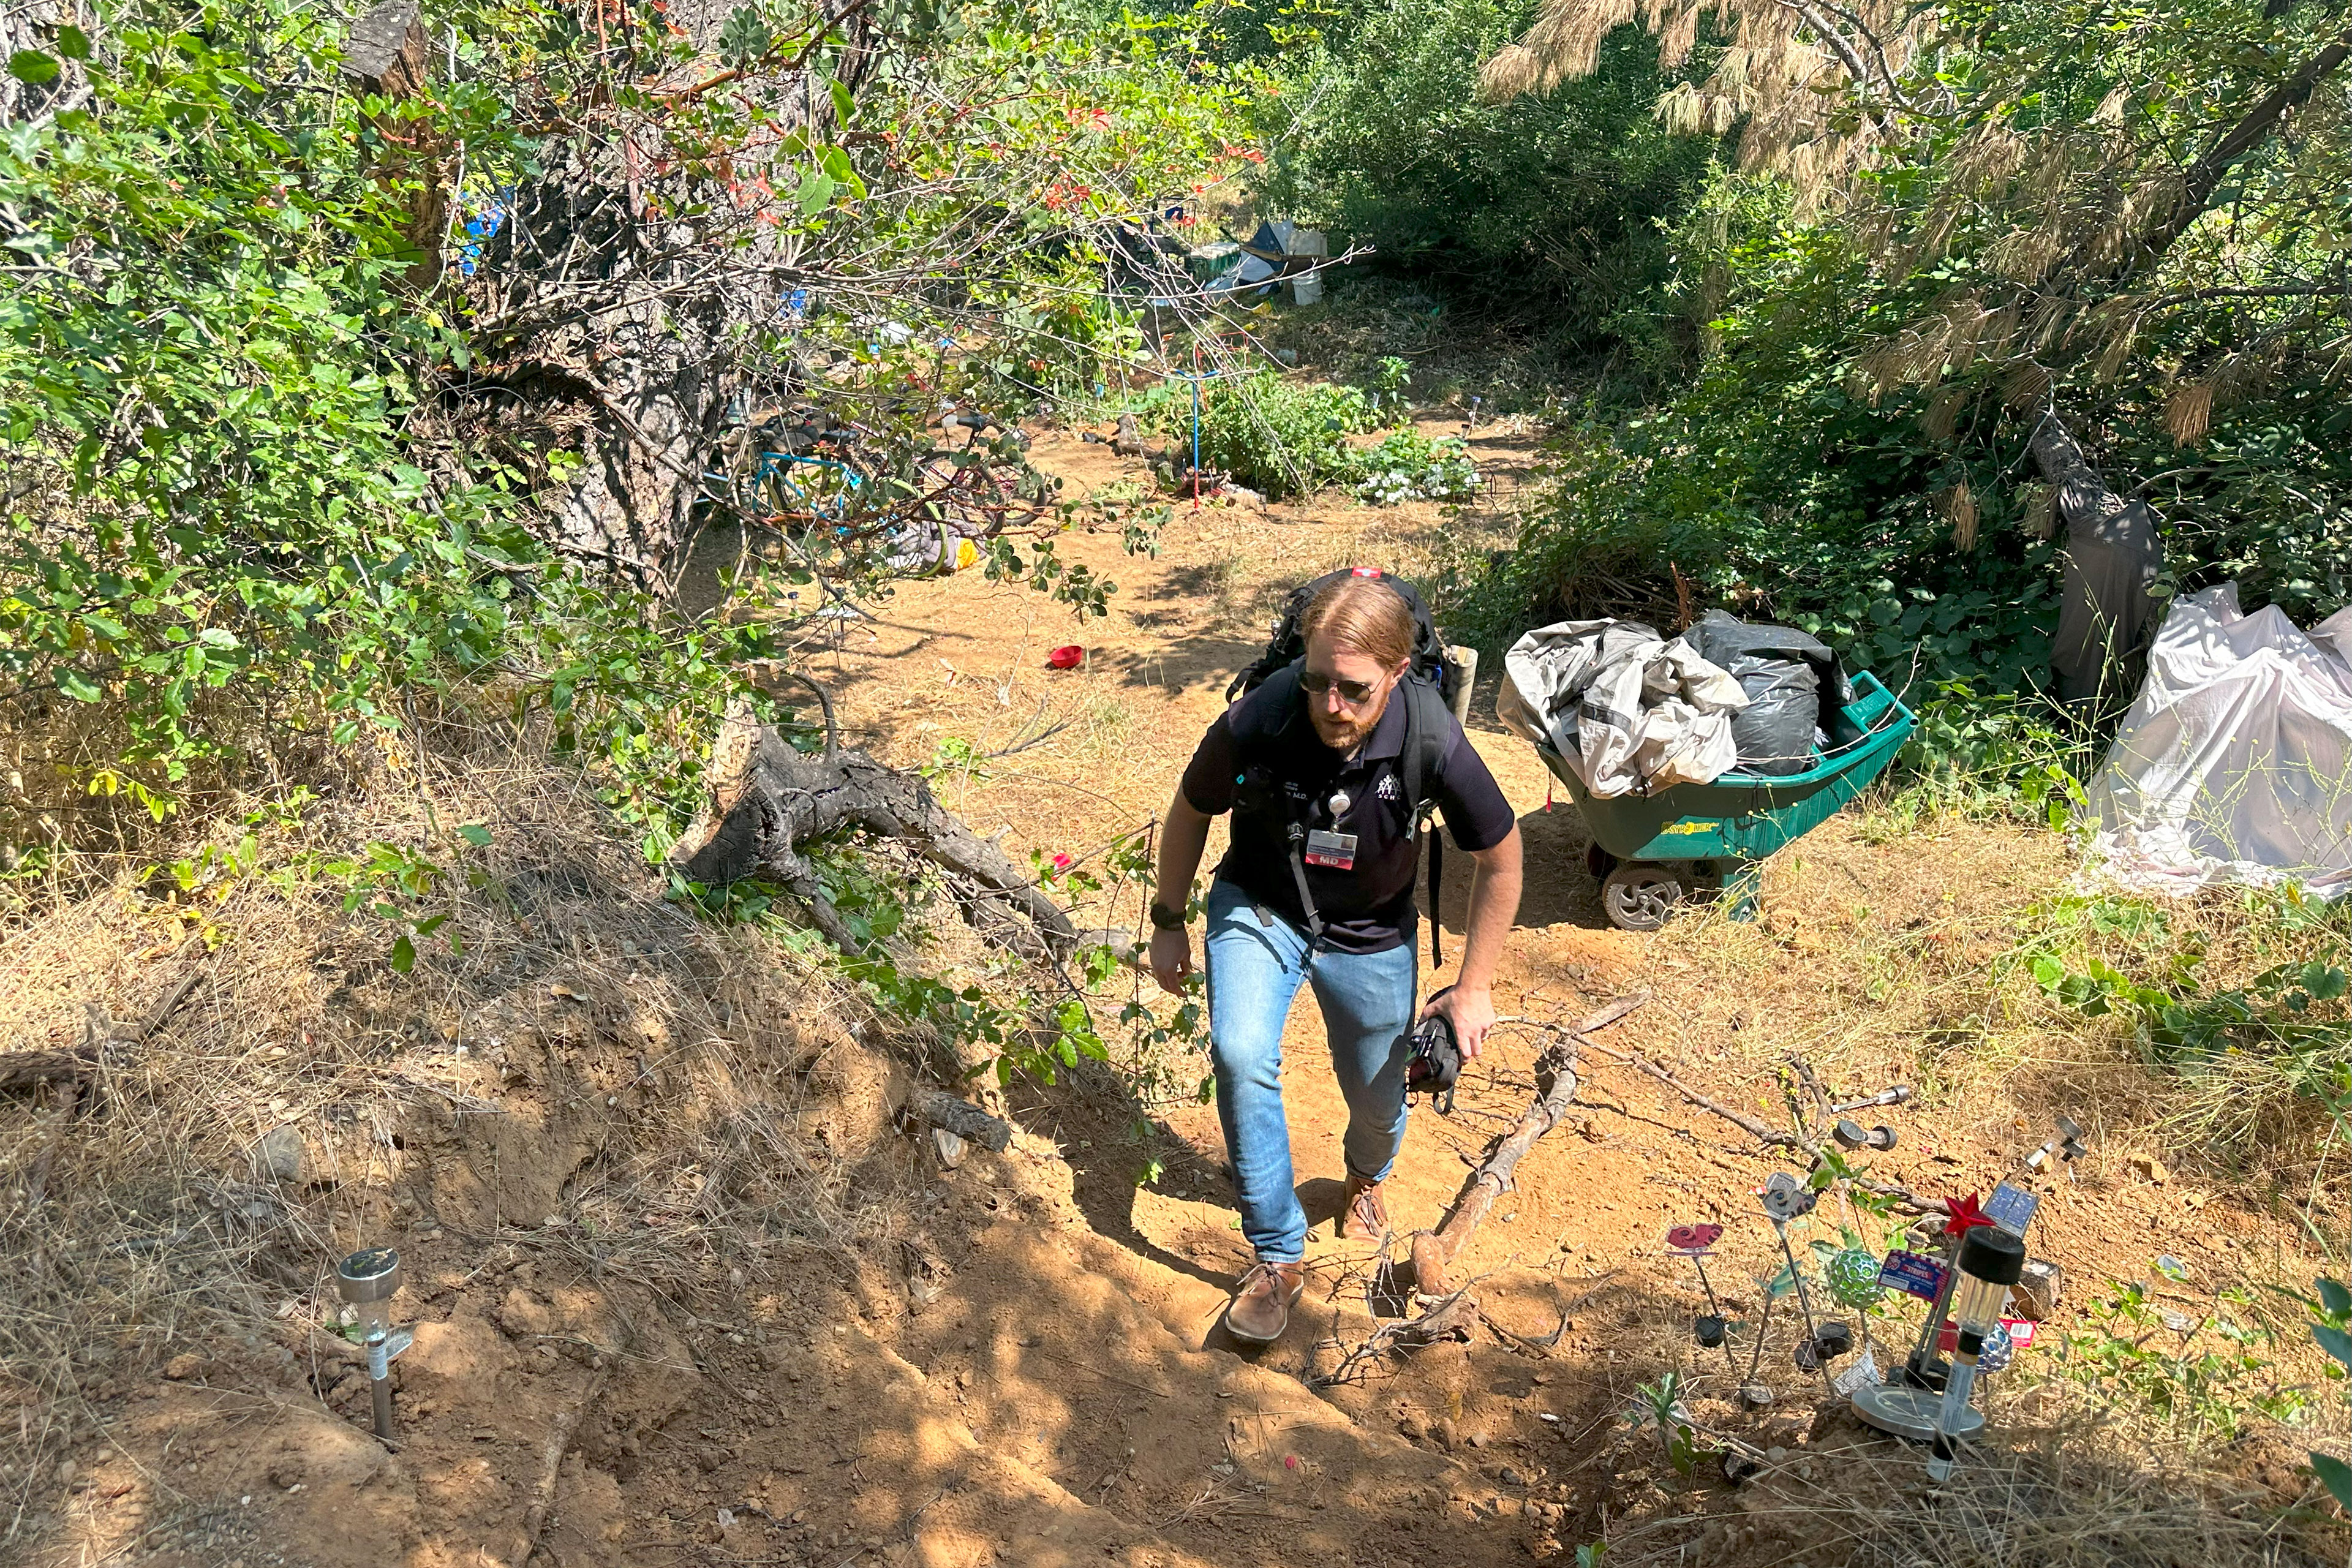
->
[1354, 428, 1482, 505]
[1140, 371, 1484, 503]
[1255, 0, 1724, 374]
[1151, 372, 1375, 499]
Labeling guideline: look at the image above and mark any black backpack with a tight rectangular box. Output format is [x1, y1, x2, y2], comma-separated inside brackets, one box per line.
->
[1228, 567, 1460, 963]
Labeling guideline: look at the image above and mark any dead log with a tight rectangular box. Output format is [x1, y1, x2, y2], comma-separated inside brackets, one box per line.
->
[0, 944, 205, 1096]
[665, 698, 1078, 959]
[339, 0, 448, 288]
[1406, 994, 1645, 1297]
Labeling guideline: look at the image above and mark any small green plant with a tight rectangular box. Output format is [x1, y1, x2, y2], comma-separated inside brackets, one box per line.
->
[1354, 428, 1481, 505]
[1627, 1371, 1702, 1474]
[2057, 1265, 2306, 1440]
[316, 834, 489, 974]
[1154, 371, 1376, 499]
[922, 736, 990, 782]
[2301, 1277, 2352, 1509]
[671, 824, 1208, 1094]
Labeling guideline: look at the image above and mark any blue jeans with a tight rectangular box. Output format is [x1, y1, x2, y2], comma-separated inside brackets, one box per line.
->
[1204, 878, 1418, 1264]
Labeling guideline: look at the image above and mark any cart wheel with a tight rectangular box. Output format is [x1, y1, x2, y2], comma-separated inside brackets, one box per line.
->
[1583, 843, 1619, 880]
[1602, 863, 1686, 932]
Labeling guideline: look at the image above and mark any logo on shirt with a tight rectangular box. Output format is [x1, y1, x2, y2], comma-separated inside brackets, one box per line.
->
[1377, 773, 1401, 802]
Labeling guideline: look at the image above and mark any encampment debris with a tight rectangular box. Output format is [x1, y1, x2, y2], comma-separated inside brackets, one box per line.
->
[2087, 582, 2352, 897]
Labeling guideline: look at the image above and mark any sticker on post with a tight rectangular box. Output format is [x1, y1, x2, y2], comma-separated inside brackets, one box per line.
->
[1877, 1250, 1948, 1300]
[1937, 1317, 2037, 1354]
[1303, 829, 1358, 869]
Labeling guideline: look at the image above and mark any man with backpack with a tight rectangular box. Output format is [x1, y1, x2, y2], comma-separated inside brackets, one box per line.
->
[1147, 570, 1524, 1344]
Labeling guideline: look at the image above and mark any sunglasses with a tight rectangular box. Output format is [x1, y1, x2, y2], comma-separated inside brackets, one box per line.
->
[1300, 669, 1382, 706]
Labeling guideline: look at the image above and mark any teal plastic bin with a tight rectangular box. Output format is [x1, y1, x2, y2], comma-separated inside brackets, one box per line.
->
[1536, 671, 1918, 929]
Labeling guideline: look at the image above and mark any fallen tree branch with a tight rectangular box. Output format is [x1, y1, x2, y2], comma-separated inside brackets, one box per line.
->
[1580, 1039, 1801, 1150]
[512, 1366, 609, 1566]
[1406, 994, 1646, 1297]
[0, 938, 206, 1095]
[1529, 1025, 1939, 1214]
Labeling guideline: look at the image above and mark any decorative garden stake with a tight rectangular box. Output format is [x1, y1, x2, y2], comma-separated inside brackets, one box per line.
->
[1904, 1193, 1994, 1388]
[1855, 1203, 1995, 1444]
[1830, 1119, 1897, 1152]
[2024, 1114, 2088, 1175]
[1827, 1246, 1887, 1308]
[1667, 1224, 1740, 1373]
[1756, 1174, 1840, 1390]
[336, 1247, 412, 1442]
[1927, 1226, 2025, 1483]
[1740, 1274, 1778, 1408]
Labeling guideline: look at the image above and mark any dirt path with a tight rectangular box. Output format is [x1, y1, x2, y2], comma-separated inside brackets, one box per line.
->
[796, 419, 2333, 1554]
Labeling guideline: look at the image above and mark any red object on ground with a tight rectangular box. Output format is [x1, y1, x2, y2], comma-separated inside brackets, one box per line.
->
[1047, 646, 1085, 669]
[1937, 1317, 2036, 1352]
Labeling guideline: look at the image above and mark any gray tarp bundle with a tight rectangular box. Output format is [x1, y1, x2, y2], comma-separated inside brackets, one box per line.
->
[1497, 620, 1751, 797]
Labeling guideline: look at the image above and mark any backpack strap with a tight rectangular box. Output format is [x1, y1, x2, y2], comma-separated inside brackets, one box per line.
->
[1229, 663, 1330, 948]
[1397, 677, 1452, 968]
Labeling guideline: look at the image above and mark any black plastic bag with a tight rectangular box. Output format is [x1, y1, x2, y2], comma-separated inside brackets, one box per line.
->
[1684, 609, 1852, 777]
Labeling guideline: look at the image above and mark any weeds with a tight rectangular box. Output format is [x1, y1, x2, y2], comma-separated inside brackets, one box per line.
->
[2018, 885, 2352, 1161]
[2055, 1269, 2310, 1441]
[1354, 427, 1482, 505]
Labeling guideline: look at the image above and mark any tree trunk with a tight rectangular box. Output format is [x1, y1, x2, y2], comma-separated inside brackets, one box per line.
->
[665, 700, 1079, 959]
[1, 1, 91, 126]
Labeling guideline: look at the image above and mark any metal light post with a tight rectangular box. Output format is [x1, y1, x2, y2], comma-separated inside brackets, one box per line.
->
[336, 1248, 412, 1441]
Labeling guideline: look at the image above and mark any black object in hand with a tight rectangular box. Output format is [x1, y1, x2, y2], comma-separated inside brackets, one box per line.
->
[1406, 1008, 1462, 1114]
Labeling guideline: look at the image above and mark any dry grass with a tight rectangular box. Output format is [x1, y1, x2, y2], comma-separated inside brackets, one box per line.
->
[1602, 1399, 2334, 1568]
[0, 736, 915, 1548]
[1636, 810, 2351, 1196]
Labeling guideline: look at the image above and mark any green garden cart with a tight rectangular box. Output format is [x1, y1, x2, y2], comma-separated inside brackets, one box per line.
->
[1536, 670, 1919, 931]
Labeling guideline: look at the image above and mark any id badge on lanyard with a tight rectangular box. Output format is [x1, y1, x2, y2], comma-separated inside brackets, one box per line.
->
[1303, 829, 1357, 870]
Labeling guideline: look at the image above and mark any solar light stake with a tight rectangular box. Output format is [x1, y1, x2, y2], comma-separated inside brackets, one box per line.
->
[336, 1248, 410, 1442]
[1927, 1227, 2024, 1483]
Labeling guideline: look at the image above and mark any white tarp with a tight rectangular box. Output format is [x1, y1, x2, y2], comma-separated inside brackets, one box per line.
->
[2087, 583, 2352, 897]
[1497, 619, 1751, 797]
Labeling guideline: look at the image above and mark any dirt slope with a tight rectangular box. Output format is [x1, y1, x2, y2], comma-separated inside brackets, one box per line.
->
[9, 418, 2340, 1568]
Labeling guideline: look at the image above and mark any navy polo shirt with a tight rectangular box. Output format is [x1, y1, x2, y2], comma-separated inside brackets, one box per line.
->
[1178, 679, 1517, 954]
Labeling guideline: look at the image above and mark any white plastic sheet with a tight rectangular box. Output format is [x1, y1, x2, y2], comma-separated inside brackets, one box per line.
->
[2087, 584, 2352, 897]
[1497, 619, 1750, 797]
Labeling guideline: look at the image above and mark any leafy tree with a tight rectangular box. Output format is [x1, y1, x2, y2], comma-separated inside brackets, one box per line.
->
[0, 0, 1256, 859]
[1472, 0, 2352, 711]
[1260, 0, 1723, 366]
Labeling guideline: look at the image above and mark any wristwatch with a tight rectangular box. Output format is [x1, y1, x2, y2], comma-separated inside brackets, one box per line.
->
[1148, 900, 1186, 932]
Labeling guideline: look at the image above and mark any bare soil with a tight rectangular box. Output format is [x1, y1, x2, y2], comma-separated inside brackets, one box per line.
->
[7, 418, 2342, 1568]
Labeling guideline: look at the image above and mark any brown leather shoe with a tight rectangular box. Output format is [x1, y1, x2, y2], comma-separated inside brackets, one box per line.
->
[1224, 1259, 1305, 1344]
[1339, 1172, 1390, 1242]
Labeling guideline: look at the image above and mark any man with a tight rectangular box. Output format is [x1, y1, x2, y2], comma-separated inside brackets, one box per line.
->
[1148, 574, 1524, 1344]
